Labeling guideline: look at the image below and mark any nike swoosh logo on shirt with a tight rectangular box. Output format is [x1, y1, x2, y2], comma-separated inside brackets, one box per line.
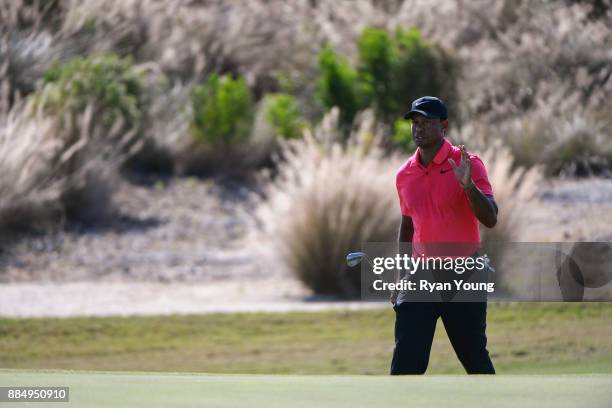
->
[440, 168, 453, 174]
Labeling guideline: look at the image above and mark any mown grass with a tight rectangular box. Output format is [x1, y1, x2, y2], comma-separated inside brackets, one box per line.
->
[2, 371, 611, 408]
[1, 303, 611, 375]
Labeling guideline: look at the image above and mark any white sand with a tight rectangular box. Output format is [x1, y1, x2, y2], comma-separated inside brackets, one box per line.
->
[0, 279, 388, 317]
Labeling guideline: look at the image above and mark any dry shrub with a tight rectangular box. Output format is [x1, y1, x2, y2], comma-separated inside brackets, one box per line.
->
[59, 0, 149, 56]
[392, 1, 612, 122]
[58, 0, 322, 92]
[0, 0, 383, 104]
[476, 143, 543, 243]
[50, 0, 401, 110]
[0, 0, 63, 106]
[0, 99, 139, 237]
[471, 143, 543, 291]
[256, 109, 402, 297]
[126, 81, 192, 174]
[457, 102, 612, 177]
[392, 1, 612, 173]
[172, 141, 274, 178]
[5, 0, 611, 117]
[0, 101, 64, 234]
[0, 0, 147, 112]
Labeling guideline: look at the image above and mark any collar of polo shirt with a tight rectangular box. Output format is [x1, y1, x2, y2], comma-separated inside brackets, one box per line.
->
[409, 138, 452, 168]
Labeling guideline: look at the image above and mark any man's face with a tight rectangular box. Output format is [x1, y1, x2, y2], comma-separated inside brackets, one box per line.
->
[410, 114, 447, 148]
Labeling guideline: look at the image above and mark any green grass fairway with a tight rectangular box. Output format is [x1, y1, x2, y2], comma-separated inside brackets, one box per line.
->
[1, 370, 611, 407]
[1, 303, 611, 374]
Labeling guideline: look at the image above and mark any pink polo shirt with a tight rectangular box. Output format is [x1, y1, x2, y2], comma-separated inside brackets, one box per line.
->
[395, 138, 494, 257]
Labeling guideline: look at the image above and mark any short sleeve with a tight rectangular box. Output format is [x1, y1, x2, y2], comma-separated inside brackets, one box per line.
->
[470, 155, 493, 196]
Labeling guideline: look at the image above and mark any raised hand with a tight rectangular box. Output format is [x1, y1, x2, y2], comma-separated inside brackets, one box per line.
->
[447, 145, 473, 189]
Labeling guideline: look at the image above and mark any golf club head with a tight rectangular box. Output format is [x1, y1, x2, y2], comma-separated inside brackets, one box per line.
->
[346, 252, 367, 267]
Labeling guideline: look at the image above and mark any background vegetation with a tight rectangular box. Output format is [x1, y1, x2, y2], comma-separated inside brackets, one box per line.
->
[1, 0, 611, 294]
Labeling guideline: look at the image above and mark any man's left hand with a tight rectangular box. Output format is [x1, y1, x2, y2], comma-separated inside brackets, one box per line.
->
[448, 145, 473, 189]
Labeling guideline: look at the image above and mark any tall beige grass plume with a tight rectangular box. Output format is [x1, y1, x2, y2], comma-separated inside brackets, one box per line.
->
[255, 108, 403, 296]
[477, 142, 543, 244]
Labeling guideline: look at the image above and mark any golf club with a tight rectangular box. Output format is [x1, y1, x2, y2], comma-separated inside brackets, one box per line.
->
[346, 252, 374, 268]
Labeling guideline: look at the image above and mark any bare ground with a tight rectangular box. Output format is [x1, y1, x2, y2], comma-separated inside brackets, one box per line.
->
[520, 177, 612, 242]
[0, 176, 264, 283]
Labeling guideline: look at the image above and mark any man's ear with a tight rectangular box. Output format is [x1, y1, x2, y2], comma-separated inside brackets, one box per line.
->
[441, 119, 449, 134]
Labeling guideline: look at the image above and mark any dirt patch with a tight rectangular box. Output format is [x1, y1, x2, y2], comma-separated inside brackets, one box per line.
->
[0, 280, 389, 317]
[519, 178, 612, 242]
[0, 176, 272, 283]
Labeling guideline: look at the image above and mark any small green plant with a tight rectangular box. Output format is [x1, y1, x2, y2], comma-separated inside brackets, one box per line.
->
[392, 28, 459, 121]
[39, 54, 143, 128]
[316, 45, 372, 128]
[191, 74, 254, 146]
[316, 27, 458, 133]
[357, 27, 396, 119]
[392, 119, 416, 153]
[263, 93, 307, 139]
[355, 27, 459, 123]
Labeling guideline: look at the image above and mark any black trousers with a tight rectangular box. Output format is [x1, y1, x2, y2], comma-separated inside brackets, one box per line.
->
[390, 301, 495, 375]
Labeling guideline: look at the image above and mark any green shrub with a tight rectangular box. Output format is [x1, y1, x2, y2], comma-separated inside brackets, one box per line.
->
[315, 45, 372, 129]
[21, 55, 149, 227]
[356, 27, 459, 123]
[39, 54, 143, 129]
[263, 93, 307, 139]
[191, 74, 254, 146]
[392, 119, 416, 153]
[317, 27, 458, 132]
[357, 28, 396, 120]
[392, 28, 459, 121]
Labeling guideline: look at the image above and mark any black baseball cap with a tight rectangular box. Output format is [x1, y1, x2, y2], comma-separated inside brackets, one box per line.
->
[403, 96, 448, 120]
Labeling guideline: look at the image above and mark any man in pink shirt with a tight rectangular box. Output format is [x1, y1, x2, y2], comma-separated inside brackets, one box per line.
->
[391, 96, 498, 375]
